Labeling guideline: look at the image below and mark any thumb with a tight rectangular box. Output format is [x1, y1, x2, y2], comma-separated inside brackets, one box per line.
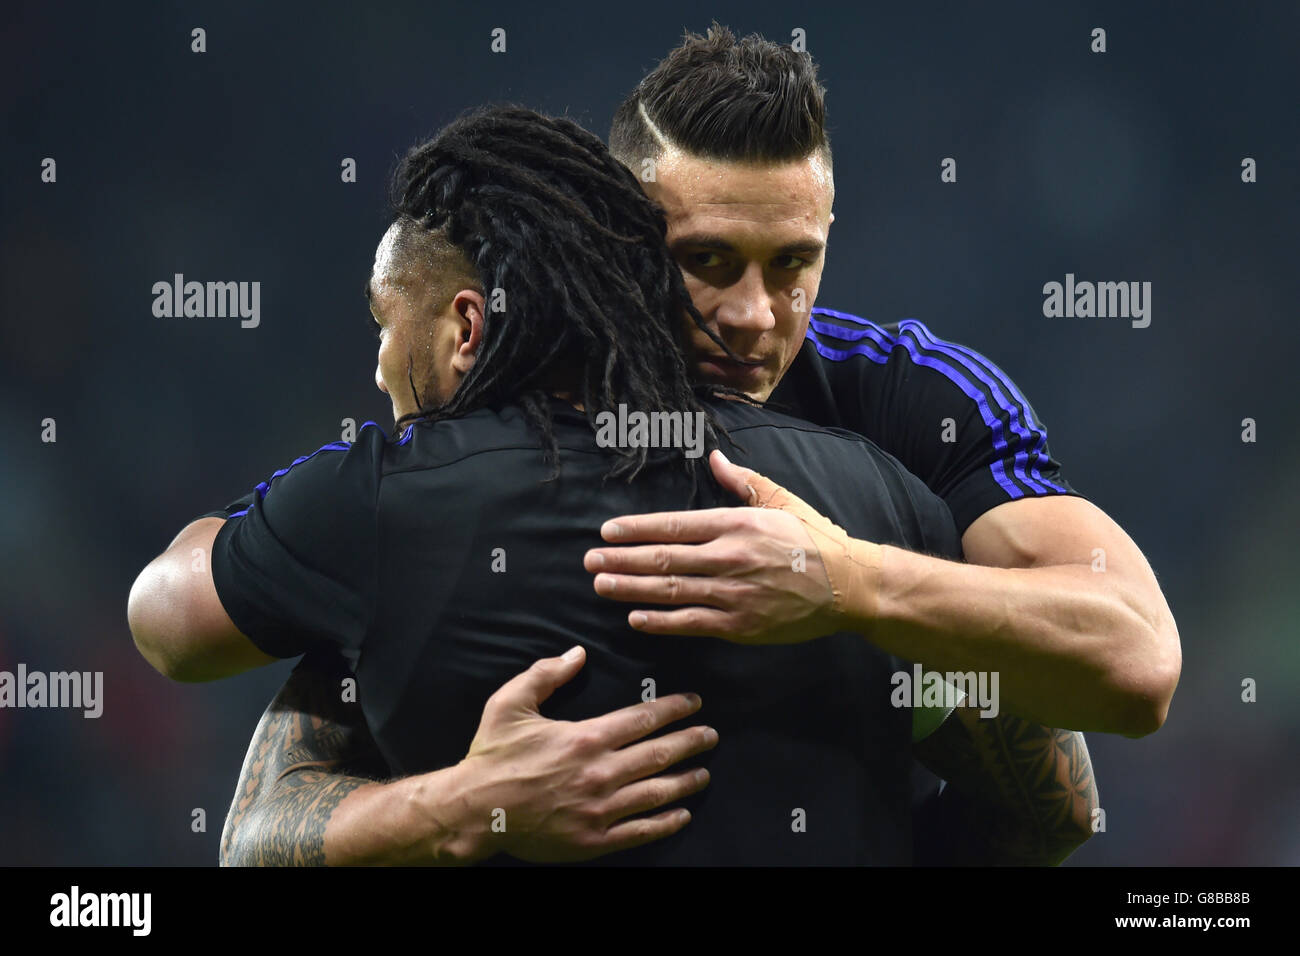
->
[710, 449, 762, 504]
[497, 645, 586, 713]
[712, 449, 792, 509]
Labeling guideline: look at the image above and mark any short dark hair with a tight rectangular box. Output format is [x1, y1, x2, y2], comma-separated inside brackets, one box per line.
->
[386, 105, 736, 486]
[609, 22, 831, 170]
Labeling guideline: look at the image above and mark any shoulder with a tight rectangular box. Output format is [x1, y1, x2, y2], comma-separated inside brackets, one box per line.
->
[239, 420, 391, 517]
[806, 308, 1020, 396]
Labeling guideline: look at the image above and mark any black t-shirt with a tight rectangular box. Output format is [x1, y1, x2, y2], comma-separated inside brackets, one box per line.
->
[770, 310, 1081, 535]
[207, 397, 961, 865]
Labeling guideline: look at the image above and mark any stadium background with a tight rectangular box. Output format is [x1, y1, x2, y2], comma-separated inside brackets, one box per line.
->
[1, 1, 1296, 865]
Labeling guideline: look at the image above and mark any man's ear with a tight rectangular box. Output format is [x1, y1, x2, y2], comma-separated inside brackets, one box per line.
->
[450, 288, 486, 373]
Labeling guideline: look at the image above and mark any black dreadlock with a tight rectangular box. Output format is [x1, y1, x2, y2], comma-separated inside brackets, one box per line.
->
[387, 104, 748, 488]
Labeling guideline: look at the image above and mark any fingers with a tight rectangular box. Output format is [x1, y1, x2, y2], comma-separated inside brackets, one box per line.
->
[579, 691, 705, 750]
[593, 571, 737, 607]
[599, 765, 712, 829]
[585, 542, 731, 576]
[593, 807, 695, 855]
[487, 646, 586, 714]
[627, 607, 737, 637]
[599, 508, 740, 544]
[605, 724, 719, 790]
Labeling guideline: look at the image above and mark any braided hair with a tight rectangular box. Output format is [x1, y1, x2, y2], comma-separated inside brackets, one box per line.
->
[387, 104, 745, 486]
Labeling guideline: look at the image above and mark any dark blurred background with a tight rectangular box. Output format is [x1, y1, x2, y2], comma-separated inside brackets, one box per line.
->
[2, 1, 1296, 865]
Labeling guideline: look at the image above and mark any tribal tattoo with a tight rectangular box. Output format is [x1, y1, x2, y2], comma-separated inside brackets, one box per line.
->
[219, 650, 388, 866]
[913, 705, 1099, 866]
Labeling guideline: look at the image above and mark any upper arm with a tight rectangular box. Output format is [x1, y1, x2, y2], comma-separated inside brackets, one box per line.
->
[964, 494, 1150, 572]
[964, 496, 1179, 646]
[130, 428, 383, 681]
[129, 517, 278, 681]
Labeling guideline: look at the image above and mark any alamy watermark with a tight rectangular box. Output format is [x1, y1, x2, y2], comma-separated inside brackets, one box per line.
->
[891, 664, 1000, 719]
[1042, 273, 1151, 328]
[152, 273, 260, 328]
[594, 404, 706, 460]
[0, 664, 102, 718]
[50, 886, 150, 936]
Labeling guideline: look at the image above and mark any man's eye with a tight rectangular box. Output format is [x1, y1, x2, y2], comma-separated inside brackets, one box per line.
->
[773, 255, 807, 270]
[692, 252, 725, 268]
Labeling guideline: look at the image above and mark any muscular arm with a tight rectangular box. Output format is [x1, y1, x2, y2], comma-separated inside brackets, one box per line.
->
[220, 651, 394, 866]
[129, 518, 278, 682]
[877, 495, 1181, 736]
[912, 706, 1099, 866]
[587, 455, 1181, 736]
[221, 646, 718, 866]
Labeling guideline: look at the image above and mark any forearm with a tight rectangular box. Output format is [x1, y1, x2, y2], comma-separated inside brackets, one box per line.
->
[224, 763, 485, 867]
[220, 651, 490, 867]
[914, 776, 1077, 866]
[913, 706, 1099, 866]
[853, 545, 1169, 734]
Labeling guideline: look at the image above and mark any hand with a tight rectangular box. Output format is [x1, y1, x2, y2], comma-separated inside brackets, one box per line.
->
[584, 450, 869, 643]
[453, 646, 719, 863]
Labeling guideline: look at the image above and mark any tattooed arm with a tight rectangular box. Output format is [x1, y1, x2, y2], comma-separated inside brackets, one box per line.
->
[220, 645, 717, 866]
[912, 706, 1099, 866]
[219, 651, 391, 866]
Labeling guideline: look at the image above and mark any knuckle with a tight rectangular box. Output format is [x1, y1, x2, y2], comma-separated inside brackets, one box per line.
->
[576, 765, 609, 793]
[666, 515, 684, 539]
[645, 780, 671, 807]
[721, 546, 749, 567]
[653, 546, 673, 572]
[576, 799, 606, 825]
[634, 707, 657, 734]
[650, 743, 672, 768]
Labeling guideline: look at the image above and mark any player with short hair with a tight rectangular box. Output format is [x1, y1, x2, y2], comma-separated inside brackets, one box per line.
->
[130, 105, 1092, 865]
[144, 25, 1138, 865]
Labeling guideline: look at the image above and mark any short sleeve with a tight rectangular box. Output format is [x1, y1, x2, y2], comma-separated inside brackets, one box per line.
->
[884, 319, 1082, 534]
[192, 489, 259, 521]
[801, 312, 1085, 536]
[209, 426, 384, 659]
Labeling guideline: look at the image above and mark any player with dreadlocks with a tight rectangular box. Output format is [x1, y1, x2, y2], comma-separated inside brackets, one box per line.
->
[383, 106, 738, 489]
[130, 105, 1055, 865]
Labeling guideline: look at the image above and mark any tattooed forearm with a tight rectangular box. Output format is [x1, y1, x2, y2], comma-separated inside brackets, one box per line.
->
[219, 651, 388, 866]
[913, 706, 1099, 866]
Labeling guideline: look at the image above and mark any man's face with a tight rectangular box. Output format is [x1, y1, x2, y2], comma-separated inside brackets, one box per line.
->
[366, 223, 476, 424]
[644, 146, 834, 402]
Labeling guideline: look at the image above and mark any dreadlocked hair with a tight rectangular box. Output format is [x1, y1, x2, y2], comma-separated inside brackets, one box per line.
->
[388, 104, 748, 491]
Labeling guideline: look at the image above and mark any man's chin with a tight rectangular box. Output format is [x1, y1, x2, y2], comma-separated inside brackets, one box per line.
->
[694, 360, 773, 399]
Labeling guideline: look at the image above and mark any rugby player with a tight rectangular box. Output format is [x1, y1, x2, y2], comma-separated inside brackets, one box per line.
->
[199, 27, 1157, 867]
[129, 104, 1098, 865]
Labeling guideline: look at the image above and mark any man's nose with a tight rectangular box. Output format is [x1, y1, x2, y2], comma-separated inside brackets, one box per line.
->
[714, 263, 776, 334]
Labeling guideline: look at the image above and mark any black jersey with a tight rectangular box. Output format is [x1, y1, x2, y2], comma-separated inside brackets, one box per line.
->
[770, 309, 1081, 535]
[204, 397, 960, 865]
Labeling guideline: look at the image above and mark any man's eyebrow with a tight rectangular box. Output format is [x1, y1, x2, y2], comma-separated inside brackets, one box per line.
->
[668, 234, 825, 256]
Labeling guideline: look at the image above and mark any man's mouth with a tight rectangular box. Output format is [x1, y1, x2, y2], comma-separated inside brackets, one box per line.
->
[695, 352, 768, 386]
